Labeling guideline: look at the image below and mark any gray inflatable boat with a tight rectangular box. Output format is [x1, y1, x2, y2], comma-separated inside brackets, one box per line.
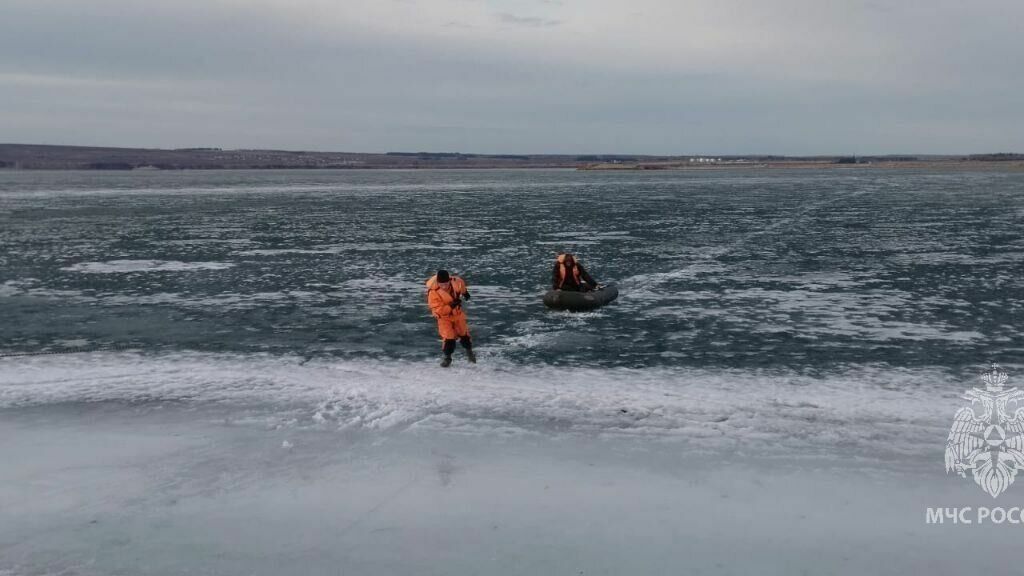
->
[542, 285, 619, 312]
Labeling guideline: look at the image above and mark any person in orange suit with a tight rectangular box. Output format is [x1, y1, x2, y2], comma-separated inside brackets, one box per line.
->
[425, 269, 476, 367]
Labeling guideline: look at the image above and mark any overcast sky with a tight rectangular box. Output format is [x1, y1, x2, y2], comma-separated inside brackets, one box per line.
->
[1, 0, 1022, 154]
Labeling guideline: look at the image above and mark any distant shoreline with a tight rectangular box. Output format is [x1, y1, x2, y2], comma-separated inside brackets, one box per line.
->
[577, 159, 1024, 172]
[1, 143, 1022, 171]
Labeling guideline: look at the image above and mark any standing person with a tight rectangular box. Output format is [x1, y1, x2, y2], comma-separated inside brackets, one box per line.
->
[425, 269, 476, 367]
[552, 253, 599, 292]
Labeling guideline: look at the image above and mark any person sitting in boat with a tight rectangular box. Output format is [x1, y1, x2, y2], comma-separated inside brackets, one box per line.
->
[552, 253, 599, 292]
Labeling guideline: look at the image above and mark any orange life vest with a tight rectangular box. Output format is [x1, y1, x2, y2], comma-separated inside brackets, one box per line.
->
[555, 253, 582, 289]
[425, 274, 467, 318]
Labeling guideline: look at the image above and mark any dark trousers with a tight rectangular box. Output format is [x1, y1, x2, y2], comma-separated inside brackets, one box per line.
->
[443, 336, 472, 356]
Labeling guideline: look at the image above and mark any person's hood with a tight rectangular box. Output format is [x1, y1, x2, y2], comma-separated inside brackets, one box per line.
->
[426, 275, 453, 290]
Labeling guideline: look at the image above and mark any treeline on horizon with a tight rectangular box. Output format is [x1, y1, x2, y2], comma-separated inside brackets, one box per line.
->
[0, 144, 1021, 170]
[385, 151, 532, 160]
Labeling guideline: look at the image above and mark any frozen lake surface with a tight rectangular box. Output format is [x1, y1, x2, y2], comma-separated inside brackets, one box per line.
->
[2, 168, 1023, 573]
[1, 403, 1017, 576]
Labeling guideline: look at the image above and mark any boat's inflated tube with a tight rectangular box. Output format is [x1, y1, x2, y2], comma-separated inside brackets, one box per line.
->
[543, 285, 619, 312]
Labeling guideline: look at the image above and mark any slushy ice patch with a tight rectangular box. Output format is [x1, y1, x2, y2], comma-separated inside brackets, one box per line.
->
[0, 352, 956, 460]
[62, 260, 235, 273]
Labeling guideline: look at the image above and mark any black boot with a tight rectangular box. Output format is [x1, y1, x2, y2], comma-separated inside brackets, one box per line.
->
[460, 336, 476, 363]
[440, 355, 453, 368]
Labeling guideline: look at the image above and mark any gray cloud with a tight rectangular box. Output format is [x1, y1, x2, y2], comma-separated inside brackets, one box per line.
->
[0, 0, 1021, 154]
[496, 13, 562, 27]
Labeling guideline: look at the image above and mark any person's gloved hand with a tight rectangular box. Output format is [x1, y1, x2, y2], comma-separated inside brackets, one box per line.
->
[462, 291, 471, 301]
[451, 298, 462, 309]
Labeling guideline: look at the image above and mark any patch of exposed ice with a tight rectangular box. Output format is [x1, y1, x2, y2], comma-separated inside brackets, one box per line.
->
[237, 242, 471, 257]
[62, 260, 235, 274]
[0, 281, 21, 297]
[0, 351, 972, 461]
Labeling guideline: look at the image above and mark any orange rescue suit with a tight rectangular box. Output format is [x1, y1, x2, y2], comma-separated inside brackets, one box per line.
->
[425, 274, 471, 341]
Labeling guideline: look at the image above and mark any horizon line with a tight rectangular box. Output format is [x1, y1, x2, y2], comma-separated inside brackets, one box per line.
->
[2, 142, 1021, 158]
